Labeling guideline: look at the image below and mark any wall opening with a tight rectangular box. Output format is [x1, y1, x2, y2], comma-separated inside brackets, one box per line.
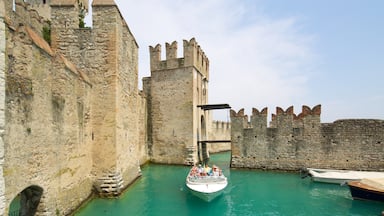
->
[200, 115, 209, 164]
[9, 185, 43, 216]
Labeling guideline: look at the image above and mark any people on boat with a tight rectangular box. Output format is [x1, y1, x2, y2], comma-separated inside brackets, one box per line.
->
[198, 164, 203, 174]
[204, 164, 212, 175]
[212, 165, 219, 176]
[190, 164, 223, 178]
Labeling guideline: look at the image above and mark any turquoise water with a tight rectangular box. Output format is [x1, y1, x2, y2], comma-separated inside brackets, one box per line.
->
[76, 152, 383, 216]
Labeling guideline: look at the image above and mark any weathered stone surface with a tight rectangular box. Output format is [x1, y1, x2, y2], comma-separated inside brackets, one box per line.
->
[1, 1, 146, 215]
[208, 121, 231, 153]
[94, 171, 125, 197]
[146, 38, 210, 165]
[231, 105, 384, 171]
[0, 1, 6, 214]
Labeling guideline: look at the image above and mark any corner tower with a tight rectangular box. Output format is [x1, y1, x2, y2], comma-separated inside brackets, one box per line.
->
[146, 38, 209, 165]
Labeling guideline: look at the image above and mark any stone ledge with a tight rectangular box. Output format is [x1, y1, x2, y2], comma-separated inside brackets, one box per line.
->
[50, 0, 77, 7]
[92, 0, 116, 6]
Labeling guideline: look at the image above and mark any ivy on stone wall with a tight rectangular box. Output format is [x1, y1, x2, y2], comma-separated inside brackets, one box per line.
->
[42, 22, 51, 45]
[79, 13, 85, 28]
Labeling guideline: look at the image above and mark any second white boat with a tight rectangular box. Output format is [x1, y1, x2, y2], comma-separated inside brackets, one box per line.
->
[302, 168, 384, 184]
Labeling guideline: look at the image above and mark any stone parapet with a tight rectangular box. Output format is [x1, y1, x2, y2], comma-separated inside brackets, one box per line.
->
[92, 0, 115, 6]
[149, 38, 209, 80]
[230, 105, 384, 171]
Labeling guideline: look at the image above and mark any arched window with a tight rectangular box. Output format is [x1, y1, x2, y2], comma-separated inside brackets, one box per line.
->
[9, 185, 44, 216]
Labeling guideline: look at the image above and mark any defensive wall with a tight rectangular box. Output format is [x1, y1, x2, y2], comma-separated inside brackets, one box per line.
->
[208, 121, 231, 153]
[230, 105, 384, 171]
[1, 0, 147, 215]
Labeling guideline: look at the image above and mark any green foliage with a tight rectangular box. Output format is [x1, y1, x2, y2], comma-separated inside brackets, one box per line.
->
[42, 25, 51, 45]
[79, 13, 85, 28]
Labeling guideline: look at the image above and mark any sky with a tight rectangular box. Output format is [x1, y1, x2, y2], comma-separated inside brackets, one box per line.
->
[87, 0, 383, 123]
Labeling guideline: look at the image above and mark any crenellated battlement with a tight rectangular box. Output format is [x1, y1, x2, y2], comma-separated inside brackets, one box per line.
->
[230, 108, 250, 128]
[230, 108, 245, 117]
[297, 104, 321, 118]
[51, 0, 89, 9]
[231, 104, 384, 171]
[231, 104, 321, 129]
[212, 120, 231, 130]
[252, 107, 268, 116]
[149, 38, 209, 79]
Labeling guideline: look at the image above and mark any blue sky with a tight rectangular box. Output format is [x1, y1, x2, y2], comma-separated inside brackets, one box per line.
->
[88, 0, 383, 123]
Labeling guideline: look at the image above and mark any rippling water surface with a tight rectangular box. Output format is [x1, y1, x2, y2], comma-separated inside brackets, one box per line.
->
[76, 152, 383, 216]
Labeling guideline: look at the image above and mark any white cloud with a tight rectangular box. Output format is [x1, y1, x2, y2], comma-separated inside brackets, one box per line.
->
[99, 0, 317, 120]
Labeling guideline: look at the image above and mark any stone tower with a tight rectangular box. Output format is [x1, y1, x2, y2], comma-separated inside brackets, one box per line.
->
[51, 0, 145, 196]
[1, 0, 146, 214]
[145, 38, 210, 165]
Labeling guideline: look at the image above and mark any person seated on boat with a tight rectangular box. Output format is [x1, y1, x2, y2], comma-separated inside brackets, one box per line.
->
[190, 166, 198, 176]
[212, 165, 219, 176]
[204, 164, 212, 176]
[197, 164, 203, 175]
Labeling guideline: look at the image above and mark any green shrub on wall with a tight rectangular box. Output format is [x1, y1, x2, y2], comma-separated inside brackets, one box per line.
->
[42, 24, 51, 45]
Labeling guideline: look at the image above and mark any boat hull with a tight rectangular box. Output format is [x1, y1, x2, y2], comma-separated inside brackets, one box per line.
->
[311, 176, 352, 184]
[187, 187, 224, 202]
[348, 180, 384, 202]
[306, 168, 384, 184]
[186, 180, 227, 202]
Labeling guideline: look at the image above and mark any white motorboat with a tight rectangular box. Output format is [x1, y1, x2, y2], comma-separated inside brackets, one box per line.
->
[301, 168, 384, 184]
[186, 165, 228, 202]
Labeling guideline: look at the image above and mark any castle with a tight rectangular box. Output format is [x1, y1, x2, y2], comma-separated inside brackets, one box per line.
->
[0, 0, 229, 215]
[1, 0, 383, 215]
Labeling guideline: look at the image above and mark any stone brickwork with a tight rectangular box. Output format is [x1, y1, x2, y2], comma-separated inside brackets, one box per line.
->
[1, 1, 147, 215]
[146, 38, 209, 165]
[94, 172, 124, 197]
[208, 121, 231, 153]
[231, 105, 384, 171]
[4, 22, 93, 216]
[0, 1, 6, 215]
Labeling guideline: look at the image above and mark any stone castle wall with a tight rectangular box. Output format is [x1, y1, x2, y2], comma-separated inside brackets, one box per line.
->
[1, 1, 147, 215]
[4, 22, 93, 215]
[0, 1, 6, 214]
[231, 105, 384, 171]
[208, 121, 231, 153]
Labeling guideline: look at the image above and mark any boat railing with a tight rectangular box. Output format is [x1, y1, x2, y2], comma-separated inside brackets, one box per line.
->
[187, 175, 227, 183]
